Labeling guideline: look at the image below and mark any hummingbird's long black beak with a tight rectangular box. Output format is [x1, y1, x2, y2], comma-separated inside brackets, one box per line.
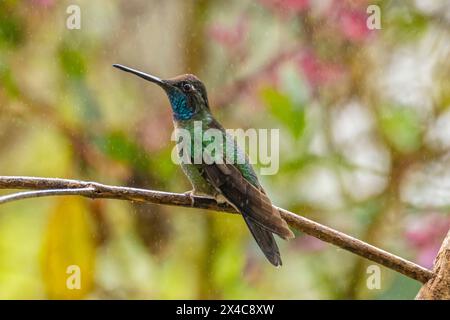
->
[113, 64, 169, 89]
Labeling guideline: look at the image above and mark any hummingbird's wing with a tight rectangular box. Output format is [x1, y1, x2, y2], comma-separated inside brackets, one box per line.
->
[201, 162, 294, 266]
[201, 161, 295, 240]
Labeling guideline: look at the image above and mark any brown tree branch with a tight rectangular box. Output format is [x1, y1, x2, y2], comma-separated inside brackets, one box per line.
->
[0, 188, 96, 204]
[416, 229, 450, 299]
[0, 175, 434, 284]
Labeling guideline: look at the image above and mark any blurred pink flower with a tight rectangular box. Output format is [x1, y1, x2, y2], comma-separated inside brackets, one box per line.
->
[290, 235, 326, 252]
[208, 16, 248, 52]
[416, 245, 441, 270]
[298, 50, 344, 88]
[30, 0, 55, 7]
[260, 0, 309, 13]
[325, 0, 374, 43]
[339, 9, 373, 42]
[405, 213, 450, 268]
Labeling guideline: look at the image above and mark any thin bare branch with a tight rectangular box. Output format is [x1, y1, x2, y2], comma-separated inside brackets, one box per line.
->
[0, 188, 96, 205]
[0, 175, 434, 284]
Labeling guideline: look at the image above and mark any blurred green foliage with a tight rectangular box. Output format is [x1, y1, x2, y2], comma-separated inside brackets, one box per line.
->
[379, 107, 422, 153]
[261, 87, 306, 139]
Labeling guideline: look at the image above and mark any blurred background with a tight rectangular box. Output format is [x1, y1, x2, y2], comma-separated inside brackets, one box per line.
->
[1, 0, 450, 299]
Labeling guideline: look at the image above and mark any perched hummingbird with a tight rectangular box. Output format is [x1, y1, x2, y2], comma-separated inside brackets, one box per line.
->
[113, 64, 294, 266]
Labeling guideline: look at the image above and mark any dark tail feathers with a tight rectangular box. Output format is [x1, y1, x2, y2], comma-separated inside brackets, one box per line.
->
[243, 216, 282, 267]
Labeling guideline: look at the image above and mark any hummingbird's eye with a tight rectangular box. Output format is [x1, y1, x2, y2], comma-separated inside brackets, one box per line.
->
[182, 83, 194, 92]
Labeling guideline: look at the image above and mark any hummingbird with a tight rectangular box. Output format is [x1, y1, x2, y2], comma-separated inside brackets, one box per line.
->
[113, 64, 294, 266]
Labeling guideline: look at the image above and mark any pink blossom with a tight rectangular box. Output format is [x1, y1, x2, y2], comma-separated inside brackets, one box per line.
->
[339, 9, 373, 42]
[416, 244, 441, 269]
[298, 50, 344, 88]
[260, 0, 309, 13]
[208, 17, 248, 51]
[325, 0, 374, 43]
[30, 0, 55, 7]
[291, 235, 326, 252]
[405, 213, 450, 268]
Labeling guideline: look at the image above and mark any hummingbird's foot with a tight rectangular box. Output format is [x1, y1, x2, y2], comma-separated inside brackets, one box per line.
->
[184, 190, 196, 206]
[214, 194, 228, 205]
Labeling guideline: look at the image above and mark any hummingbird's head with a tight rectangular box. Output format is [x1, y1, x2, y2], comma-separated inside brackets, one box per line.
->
[113, 64, 210, 120]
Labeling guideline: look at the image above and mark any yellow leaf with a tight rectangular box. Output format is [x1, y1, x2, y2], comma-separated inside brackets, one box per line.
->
[41, 197, 96, 299]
